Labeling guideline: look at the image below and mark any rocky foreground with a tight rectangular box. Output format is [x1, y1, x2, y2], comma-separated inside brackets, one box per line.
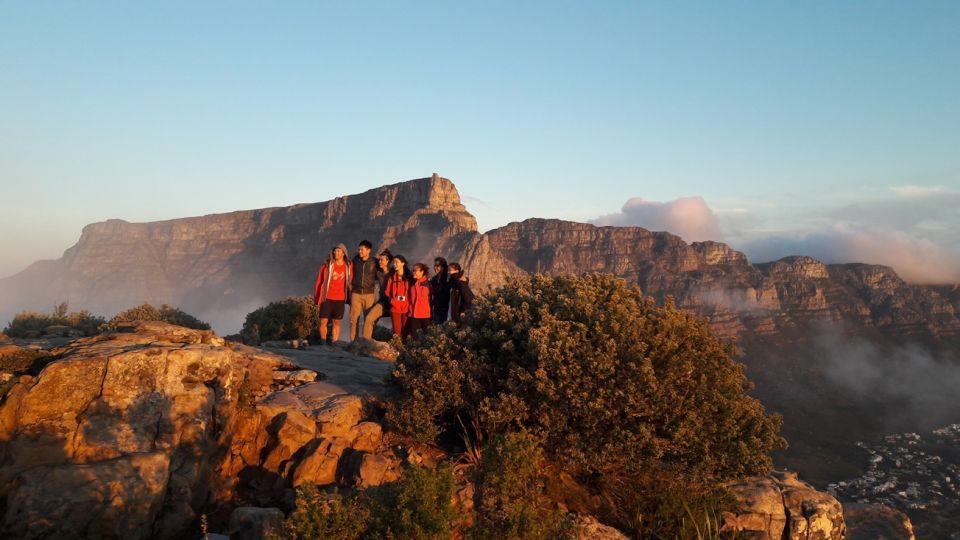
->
[0, 324, 914, 539]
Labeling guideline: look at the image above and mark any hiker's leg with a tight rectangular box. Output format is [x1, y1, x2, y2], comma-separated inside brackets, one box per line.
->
[348, 293, 363, 341]
[364, 303, 383, 339]
[319, 317, 329, 340]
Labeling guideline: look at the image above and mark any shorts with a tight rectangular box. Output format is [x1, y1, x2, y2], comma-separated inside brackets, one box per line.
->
[319, 299, 346, 320]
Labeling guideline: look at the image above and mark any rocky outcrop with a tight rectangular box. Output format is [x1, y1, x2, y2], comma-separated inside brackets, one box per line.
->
[843, 503, 915, 540]
[724, 471, 845, 540]
[0, 322, 394, 540]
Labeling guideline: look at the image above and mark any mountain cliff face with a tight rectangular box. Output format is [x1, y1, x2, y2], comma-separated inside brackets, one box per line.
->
[2, 176, 958, 345]
[0, 176, 481, 330]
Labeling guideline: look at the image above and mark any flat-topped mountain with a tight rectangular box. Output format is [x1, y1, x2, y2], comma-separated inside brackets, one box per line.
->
[2, 176, 959, 347]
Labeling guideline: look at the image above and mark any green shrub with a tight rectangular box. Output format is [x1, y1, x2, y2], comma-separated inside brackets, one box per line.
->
[241, 297, 319, 345]
[385, 273, 784, 480]
[372, 324, 394, 342]
[366, 464, 460, 540]
[472, 431, 572, 540]
[275, 485, 368, 540]
[3, 303, 105, 337]
[101, 303, 210, 332]
[598, 467, 742, 540]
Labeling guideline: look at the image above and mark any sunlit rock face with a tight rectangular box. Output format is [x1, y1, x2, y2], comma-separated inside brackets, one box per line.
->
[0, 322, 393, 540]
[1, 176, 957, 343]
[0, 176, 482, 332]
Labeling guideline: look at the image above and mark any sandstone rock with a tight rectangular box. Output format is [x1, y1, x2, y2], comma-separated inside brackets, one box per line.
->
[0, 322, 390, 540]
[724, 472, 845, 540]
[844, 503, 915, 540]
[227, 506, 285, 540]
[262, 339, 309, 350]
[572, 514, 631, 540]
[348, 421, 383, 453]
[3, 452, 170, 540]
[272, 369, 318, 383]
[347, 337, 399, 361]
[344, 452, 402, 488]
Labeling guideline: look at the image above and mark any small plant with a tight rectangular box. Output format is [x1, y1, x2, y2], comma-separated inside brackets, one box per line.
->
[458, 414, 484, 466]
[275, 485, 368, 540]
[241, 297, 319, 345]
[471, 431, 573, 540]
[366, 464, 460, 540]
[101, 303, 210, 331]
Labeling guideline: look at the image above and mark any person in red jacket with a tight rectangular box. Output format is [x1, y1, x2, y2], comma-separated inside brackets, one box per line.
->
[407, 263, 433, 339]
[384, 255, 413, 338]
[313, 243, 351, 345]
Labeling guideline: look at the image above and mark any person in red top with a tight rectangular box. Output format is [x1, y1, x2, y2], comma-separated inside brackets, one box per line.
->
[407, 263, 432, 339]
[313, 243, 351, 345]
[384, 255, 412, 338]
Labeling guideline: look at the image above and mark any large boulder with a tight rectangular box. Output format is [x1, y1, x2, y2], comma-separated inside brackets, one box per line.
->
[724, 471, 845, 540]
[0, 322, 392, 540]
[844, 503, 914, 540]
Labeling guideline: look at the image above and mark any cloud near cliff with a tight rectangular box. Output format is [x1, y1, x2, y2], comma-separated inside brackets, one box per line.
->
[742, 224, 960, 284]
[590, 196, 722, 242]
[595, 187, 960, 284]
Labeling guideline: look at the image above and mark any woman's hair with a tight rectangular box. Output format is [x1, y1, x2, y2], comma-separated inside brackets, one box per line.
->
[434, 257, 448, 273]
[449, 262, 462, 273]
[413, 263, 430, 277]
[391, 255, 412, 280]
[378, 250, 393, 266]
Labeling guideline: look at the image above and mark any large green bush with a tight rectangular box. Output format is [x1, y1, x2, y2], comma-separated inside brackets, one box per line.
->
[3, 302, 105, 337]
[241, 296, 319, 345]
[385, 273, 784, 480]
[101, 303, 210, 332]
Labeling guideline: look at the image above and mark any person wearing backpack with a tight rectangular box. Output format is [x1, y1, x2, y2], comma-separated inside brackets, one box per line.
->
[448, 262, 475, 326]
[407, 262, 433, 339]
[313, 243, 352, 344]
[385, 255, 413, 338]
[430, 257, 451, 324]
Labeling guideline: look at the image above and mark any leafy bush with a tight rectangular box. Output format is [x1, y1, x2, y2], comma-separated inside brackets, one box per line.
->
[598, 466, 743, 539]
[241, 297, 319, 345]
[472, 431, 572, 540]
[372, 324, 394, 342]
[102, 303, 210, 332]
[275, 485, 368, 540]
[3, 302, 105, 337]
[366, 464, 460, 540]
[276, 466, 459, 540]
[385, 273, 784, 481]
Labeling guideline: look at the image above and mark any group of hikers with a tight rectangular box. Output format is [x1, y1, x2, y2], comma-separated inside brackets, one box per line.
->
[313, 240, 475, 344]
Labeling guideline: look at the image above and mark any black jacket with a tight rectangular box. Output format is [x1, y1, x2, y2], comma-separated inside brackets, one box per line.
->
[351, 255, 378, 294]
[449, 275, 474, 323]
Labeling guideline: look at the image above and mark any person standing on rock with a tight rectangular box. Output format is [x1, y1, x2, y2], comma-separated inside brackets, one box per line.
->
[385, 255, 413, 338]
[448, 262, 475, 326]
[430, 257, 451, 324]
[362, 249, 393, 339]
[349, 240, 379, 341]
[408, 263, 433, 339]
[314, 243, 352, 345]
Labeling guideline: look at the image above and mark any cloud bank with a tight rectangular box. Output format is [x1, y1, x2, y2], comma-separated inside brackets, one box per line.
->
[594, 187, 960, 284]
[590, 196, 722, 242]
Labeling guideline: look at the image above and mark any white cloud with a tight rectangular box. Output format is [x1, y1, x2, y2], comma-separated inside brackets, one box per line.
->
[590, 196, 722, 242]
[890, 185, 948, 198]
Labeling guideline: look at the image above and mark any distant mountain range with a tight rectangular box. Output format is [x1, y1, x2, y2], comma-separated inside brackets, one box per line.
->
[2, 175, 958, 344]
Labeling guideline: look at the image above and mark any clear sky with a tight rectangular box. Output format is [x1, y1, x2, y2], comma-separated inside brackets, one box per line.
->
[2, 1, 958, 282]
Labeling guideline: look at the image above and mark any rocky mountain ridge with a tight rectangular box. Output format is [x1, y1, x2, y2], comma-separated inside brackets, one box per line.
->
[2, 176, 957, 348]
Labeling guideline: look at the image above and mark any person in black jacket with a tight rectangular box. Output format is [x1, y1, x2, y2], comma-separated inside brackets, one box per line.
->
[448, 262, 474, 326]
[349, 240, 379, 341]
[430, 257, 451, 324]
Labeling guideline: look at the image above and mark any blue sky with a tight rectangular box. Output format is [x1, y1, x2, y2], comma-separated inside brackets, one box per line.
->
[2, 1, 958, 281]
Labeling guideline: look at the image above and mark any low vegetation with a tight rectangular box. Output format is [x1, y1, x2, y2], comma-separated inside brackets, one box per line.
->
[2, 302, 104, 338]
[275, 465, 458, 540]
[101, 303, 210, 331]
[241, 296, 320, 345]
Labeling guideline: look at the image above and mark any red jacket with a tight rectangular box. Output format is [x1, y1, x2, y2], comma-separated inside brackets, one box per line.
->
[314, 259, 352, 304]
[408, 277, 432, 319]
[385, 273, 412, 314]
